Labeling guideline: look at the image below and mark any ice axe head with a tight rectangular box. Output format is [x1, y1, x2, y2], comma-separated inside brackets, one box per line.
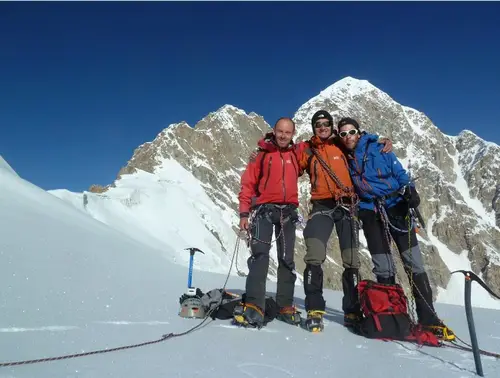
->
[185, 247, 205, 256]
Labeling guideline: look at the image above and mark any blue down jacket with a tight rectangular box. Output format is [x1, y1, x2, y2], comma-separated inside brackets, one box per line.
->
[345, 133, 412, 211]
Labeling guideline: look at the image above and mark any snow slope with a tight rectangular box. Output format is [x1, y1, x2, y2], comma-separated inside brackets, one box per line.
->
[1, 157, 500, 377]
[50, 158, 249, 278]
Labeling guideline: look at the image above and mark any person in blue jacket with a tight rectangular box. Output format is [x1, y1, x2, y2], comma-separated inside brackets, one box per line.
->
[337, 117, 455, 342]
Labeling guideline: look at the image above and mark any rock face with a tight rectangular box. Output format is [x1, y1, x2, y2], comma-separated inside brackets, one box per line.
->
[113, 106, 270, 221]
[494, 184, 500, 227]
[90, 77, 500, 298]
[88, 184, 110, 194]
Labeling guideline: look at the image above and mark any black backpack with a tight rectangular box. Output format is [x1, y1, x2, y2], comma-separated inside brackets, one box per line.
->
[198, 289, 279, 324]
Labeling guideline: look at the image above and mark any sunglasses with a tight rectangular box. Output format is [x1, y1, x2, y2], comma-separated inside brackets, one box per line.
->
[314, 121, 330, 128]
[339, 129, 359, 138]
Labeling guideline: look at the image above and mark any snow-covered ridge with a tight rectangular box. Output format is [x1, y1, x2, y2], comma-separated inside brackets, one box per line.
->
[458, 129, 500, 149]
[160, 121, 191, 136]
[155, 105, 261, 142]
[51, 158, 247, 276]
[294, 77, 398, 138]
[0, 155, 18, 176]
[320, 76, 377, 98]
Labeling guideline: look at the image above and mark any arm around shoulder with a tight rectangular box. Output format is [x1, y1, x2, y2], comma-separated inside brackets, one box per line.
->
[297, 141, 311, 173]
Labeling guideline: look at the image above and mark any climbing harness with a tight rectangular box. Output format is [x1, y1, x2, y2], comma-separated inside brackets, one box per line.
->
[246, 204, 287, 245]
[309, 145, 360, 235]
[244, 203, 297, 273]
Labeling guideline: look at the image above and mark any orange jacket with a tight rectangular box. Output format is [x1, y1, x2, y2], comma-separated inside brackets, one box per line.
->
[298, 136, 355, 201]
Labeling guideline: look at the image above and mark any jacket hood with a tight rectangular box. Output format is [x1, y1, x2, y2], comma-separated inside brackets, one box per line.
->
[257, 132, 294, 152]
[354, 133, 379, 152]
[309, 135, 336, 148]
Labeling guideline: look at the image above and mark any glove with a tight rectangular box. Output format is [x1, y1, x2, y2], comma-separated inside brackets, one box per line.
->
[179, 288, 204, 304]
[404, 186, 420, 208]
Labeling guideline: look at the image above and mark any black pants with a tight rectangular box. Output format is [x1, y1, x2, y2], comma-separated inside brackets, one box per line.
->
[245, 204, 297, 311]
[358, 202, 425, 279]
[302, 199, 360, 313]
[359, 202, 440, 325]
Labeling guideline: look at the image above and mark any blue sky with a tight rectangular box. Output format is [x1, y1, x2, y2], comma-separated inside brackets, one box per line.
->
[1, 2, 499, 192]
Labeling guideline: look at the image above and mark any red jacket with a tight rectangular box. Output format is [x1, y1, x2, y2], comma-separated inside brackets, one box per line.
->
[238, 133, 303, 216]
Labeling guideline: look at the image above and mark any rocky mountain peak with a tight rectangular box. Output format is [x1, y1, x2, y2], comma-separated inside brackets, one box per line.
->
[294, 77, 398, 140]
[102, 104, 270, 216]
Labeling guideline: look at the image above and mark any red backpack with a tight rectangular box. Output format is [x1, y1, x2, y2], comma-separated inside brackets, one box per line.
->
[357, 280, 441, 347]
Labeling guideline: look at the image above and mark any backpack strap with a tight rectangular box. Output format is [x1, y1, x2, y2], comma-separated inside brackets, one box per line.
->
[254, 149, 268, 197]
[290, 146, 300, 174]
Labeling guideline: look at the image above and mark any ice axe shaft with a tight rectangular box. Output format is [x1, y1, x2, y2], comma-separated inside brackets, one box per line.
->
[465, 276, 483, 376]
[410, 207, 426, 229]
[451, 270, 500, 377]
[185, 248, 205, 289]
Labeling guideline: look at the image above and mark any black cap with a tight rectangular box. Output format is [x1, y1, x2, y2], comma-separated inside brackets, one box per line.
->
[337, 117, 360, 130]
[311, 110, 333, 127]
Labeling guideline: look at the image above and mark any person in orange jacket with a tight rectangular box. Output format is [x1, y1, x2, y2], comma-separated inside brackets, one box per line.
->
[298, 110, 366, 332]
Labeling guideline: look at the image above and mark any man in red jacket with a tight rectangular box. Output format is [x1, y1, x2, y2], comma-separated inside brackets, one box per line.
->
[235, 117, 305, 328]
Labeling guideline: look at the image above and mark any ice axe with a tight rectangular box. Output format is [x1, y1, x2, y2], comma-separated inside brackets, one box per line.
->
[178, 247, 206, 319]
[450, 270, 500, 376]
[185, 247, 205, 296]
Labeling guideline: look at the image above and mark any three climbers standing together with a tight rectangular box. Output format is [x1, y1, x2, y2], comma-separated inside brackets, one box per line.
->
[236, 110, 454, 342]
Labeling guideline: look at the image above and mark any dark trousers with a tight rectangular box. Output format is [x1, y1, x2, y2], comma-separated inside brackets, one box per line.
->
[359, 202, 440, 325]
[358, 203, 425, 279]
[302, 199, 360, 313]
[245, 204, 297, 311]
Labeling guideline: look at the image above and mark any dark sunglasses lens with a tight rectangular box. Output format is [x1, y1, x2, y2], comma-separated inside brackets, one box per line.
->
[315, 121, 330, 128]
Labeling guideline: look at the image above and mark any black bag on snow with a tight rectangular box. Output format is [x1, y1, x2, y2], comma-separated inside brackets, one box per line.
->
[188, 288, 279, 324]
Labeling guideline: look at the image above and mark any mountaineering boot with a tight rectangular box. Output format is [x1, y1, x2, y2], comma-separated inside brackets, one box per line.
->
[276, 305, 302, 326]
[344, 312, 362, 330]
[342, 268, 362, 329]
[233, 302, 265, 329]
[424, 323, 456, 342]
[412, 272, 455, 341]
[305, 310, 325, 333]
[303, 264, 326, 314]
